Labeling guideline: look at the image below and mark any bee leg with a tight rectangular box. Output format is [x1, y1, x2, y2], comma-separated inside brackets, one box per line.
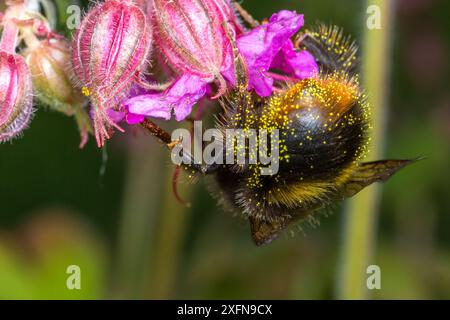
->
[141, 119, 222, 175]
[141, 118, 173, 145]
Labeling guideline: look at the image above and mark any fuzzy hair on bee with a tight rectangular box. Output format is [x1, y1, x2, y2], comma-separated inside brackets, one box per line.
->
[181, 23, 414, 246]
[158, 23, 416, 246]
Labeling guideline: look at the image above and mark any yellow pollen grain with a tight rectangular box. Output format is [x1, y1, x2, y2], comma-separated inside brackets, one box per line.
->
[82, 87, 91, 97]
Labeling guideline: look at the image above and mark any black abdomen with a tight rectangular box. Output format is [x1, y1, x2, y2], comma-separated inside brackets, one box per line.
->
[279, 99, 368, 182]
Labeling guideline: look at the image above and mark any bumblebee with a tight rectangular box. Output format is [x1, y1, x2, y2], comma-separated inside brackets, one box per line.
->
[142, 24, 415, 245]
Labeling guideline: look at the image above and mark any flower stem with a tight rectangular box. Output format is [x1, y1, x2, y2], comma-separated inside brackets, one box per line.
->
[336, 0, 395, 299]
[0, 1, 28, 53]
[146, 166, 192, 299]
[111, 138, 165, 299]
[0, 17, 19, 53]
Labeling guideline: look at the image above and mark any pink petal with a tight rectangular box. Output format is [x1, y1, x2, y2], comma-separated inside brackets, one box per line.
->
[123, 94, 172, 120]
[126, 113, 145, 125]
[237, 10, 304, 96]
[124, 74, 208, 121]
[271, 40, 318, 79]
[106, 109, 125, 123]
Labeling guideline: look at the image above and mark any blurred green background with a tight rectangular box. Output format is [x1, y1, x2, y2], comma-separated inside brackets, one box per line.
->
[0, 0, 449, 299]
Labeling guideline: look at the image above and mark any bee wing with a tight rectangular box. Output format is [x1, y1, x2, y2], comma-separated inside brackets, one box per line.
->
[338, 159, 420, 199]
[249, 212, 310, 246]
[249, 217, 289, 246]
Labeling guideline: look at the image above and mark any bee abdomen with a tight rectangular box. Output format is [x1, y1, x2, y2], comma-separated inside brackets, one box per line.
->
[281, 101, 367, 181]
[263, 73, 371, 184]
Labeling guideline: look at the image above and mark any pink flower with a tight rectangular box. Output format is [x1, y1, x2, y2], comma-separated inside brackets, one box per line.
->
[125, 74, 208, 122]
[235, 10, 318, 96]
[23, 38, 93, 148]
[214, 0, 246, 34]
[124, 9, 318, 122]
[72, 0, 152, 147]
[271, 41, 318, 81]
[0, 2, 34, 142]
[0, 51, 34, 142]
[152, 0, 234, 96]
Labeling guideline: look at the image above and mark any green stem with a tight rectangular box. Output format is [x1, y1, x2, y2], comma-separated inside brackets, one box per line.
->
[336, 0, 394, 299]
[146, 166, 192, 299]
[111, 139, 165, 299]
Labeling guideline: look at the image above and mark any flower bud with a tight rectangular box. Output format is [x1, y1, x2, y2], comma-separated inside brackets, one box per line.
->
[23, 38, 92, 147]
[214, 0, 245, 33]
[72, 0, 152, 147]
[0, 51, 33, 142]
[135, 0, 153, 17]
[153, 0, 234, 88]
[24, 38, 82, 108]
